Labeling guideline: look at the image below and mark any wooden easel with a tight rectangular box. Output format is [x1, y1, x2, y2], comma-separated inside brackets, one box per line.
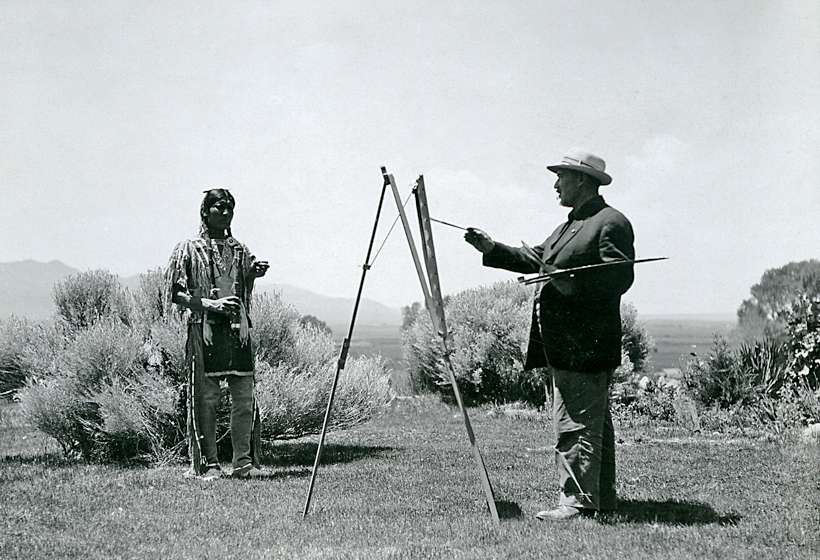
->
[302, 168, 499, 524]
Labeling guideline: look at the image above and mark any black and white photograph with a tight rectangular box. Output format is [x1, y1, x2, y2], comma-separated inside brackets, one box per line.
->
[1, 2, 818, 558]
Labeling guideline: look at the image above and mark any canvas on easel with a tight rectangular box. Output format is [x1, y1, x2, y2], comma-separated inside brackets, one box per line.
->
[388, 171, 499, 524]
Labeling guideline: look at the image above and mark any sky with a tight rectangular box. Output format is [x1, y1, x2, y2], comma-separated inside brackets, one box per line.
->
[1, 1, 818, 316]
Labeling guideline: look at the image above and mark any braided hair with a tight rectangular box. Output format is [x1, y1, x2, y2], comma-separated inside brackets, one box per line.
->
[199, 188, 235, 238]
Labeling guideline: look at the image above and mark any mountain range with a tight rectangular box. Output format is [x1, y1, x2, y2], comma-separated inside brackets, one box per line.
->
[0, 260, 402, 328]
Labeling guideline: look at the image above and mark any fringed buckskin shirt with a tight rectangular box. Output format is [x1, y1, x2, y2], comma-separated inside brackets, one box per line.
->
[164, 234, 256, 325]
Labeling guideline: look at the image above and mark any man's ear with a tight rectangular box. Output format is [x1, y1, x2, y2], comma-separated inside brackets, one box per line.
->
[579, 173, 597, 191]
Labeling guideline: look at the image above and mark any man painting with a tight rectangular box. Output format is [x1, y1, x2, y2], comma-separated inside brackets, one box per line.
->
[166, 188, 270, 480]
[465, 149, 635, 520]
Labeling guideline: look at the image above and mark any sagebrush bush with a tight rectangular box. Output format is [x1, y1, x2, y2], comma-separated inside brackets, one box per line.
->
[19, 320, 72, 380]
[402, 281, 541, 405]
[255, 355, 391, 439]
[254, 317, 390, 439]
[91, 372, 180, 462]
[16, 319, 169, 461]
[18, 369, 181, 462]
[0, 317, 70, 392]
[60, 319, 149, 389]
[146, 317, 187, 383]
[402, 280, 652, 406]
[286, 322, 336, 371]
[252, 292, 300, 366]
[0, 317, 36, 393]
[131, 268, 166, 326]
[18, 271, 392, 462]
[17, 375, 96, 457]
[53, 270, 131, 329]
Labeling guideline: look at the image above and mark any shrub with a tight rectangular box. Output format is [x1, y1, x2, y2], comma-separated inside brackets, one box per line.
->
[684, 334, 793, 408]
[612, 348, 635, 385]
[17, 375, 96, 458]
[0, 317, 37, 394]
[785, 294, 820, 390]
[91, 372, 180, 462]
[402, 280, 653, 406]
[255, 319, 391, 439]
[681, 329, 819, 431]
[620, 382, 679, 423]
[21, 321, 71, 381]
[18, 369, 180, 462]
[299, 314, 332, 336]
[19, 275, 392, 462]
[0, 317, 70, 391]
[53, 270, 131, 330]
[684, 335, 742, 407]
[287, 322, 336, 371]
[131, 268, 166, 326]
[255, 355, 392, 439]
[736, 337, 790, 396]
[252, 292, 300, 366]
[402, 281, 539, 405]
[60, 319, 148, 389]
[146, 316, 187, 383]
[746, 387, 820, 433]
[621, 302, 655, 374]
[16, 319, 167, 461]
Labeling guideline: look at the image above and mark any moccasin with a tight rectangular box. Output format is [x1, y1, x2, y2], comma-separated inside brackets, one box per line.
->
[535, 505, 585, 521]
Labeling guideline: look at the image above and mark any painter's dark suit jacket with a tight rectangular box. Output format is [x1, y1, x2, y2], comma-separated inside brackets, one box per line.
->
[483, 196, 635, 372]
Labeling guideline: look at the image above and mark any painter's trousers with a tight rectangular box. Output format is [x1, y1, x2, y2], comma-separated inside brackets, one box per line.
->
[552, 368, 616, 511]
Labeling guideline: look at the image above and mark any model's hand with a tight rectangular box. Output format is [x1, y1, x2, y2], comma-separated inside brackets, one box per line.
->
[204, 296, 241, 314]
[464, 228, 495, 254]
[251, 260, 270, 278]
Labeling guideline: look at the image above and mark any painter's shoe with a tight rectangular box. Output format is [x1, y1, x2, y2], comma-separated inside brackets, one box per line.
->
[535, 505, 584, 521]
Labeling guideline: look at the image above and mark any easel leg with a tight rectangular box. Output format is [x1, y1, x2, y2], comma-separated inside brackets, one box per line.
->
[386, 170, 499, 524]
[302, 177, 389, 517]
[442, 345, 500, 524]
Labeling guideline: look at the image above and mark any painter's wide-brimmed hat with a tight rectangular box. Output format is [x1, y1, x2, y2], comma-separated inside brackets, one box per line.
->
[546, 149, 612, 186]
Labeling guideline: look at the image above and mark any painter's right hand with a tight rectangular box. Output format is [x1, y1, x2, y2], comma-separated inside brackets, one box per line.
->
[464, 227, 495, 254]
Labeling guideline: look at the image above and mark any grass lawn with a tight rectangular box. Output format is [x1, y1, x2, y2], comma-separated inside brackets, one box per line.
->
[1, 398, 818, 559]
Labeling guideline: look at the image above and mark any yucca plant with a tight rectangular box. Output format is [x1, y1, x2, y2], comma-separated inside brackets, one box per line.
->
[736, 337, 790, 397]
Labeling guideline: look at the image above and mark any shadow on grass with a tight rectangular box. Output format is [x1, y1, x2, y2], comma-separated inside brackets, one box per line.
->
[259, 442, 397, 468]
[0, 451, 72, 467]
[496, 500, 524, 520]
[230, 467, 313, 480]
[599, 499, 742, 526]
